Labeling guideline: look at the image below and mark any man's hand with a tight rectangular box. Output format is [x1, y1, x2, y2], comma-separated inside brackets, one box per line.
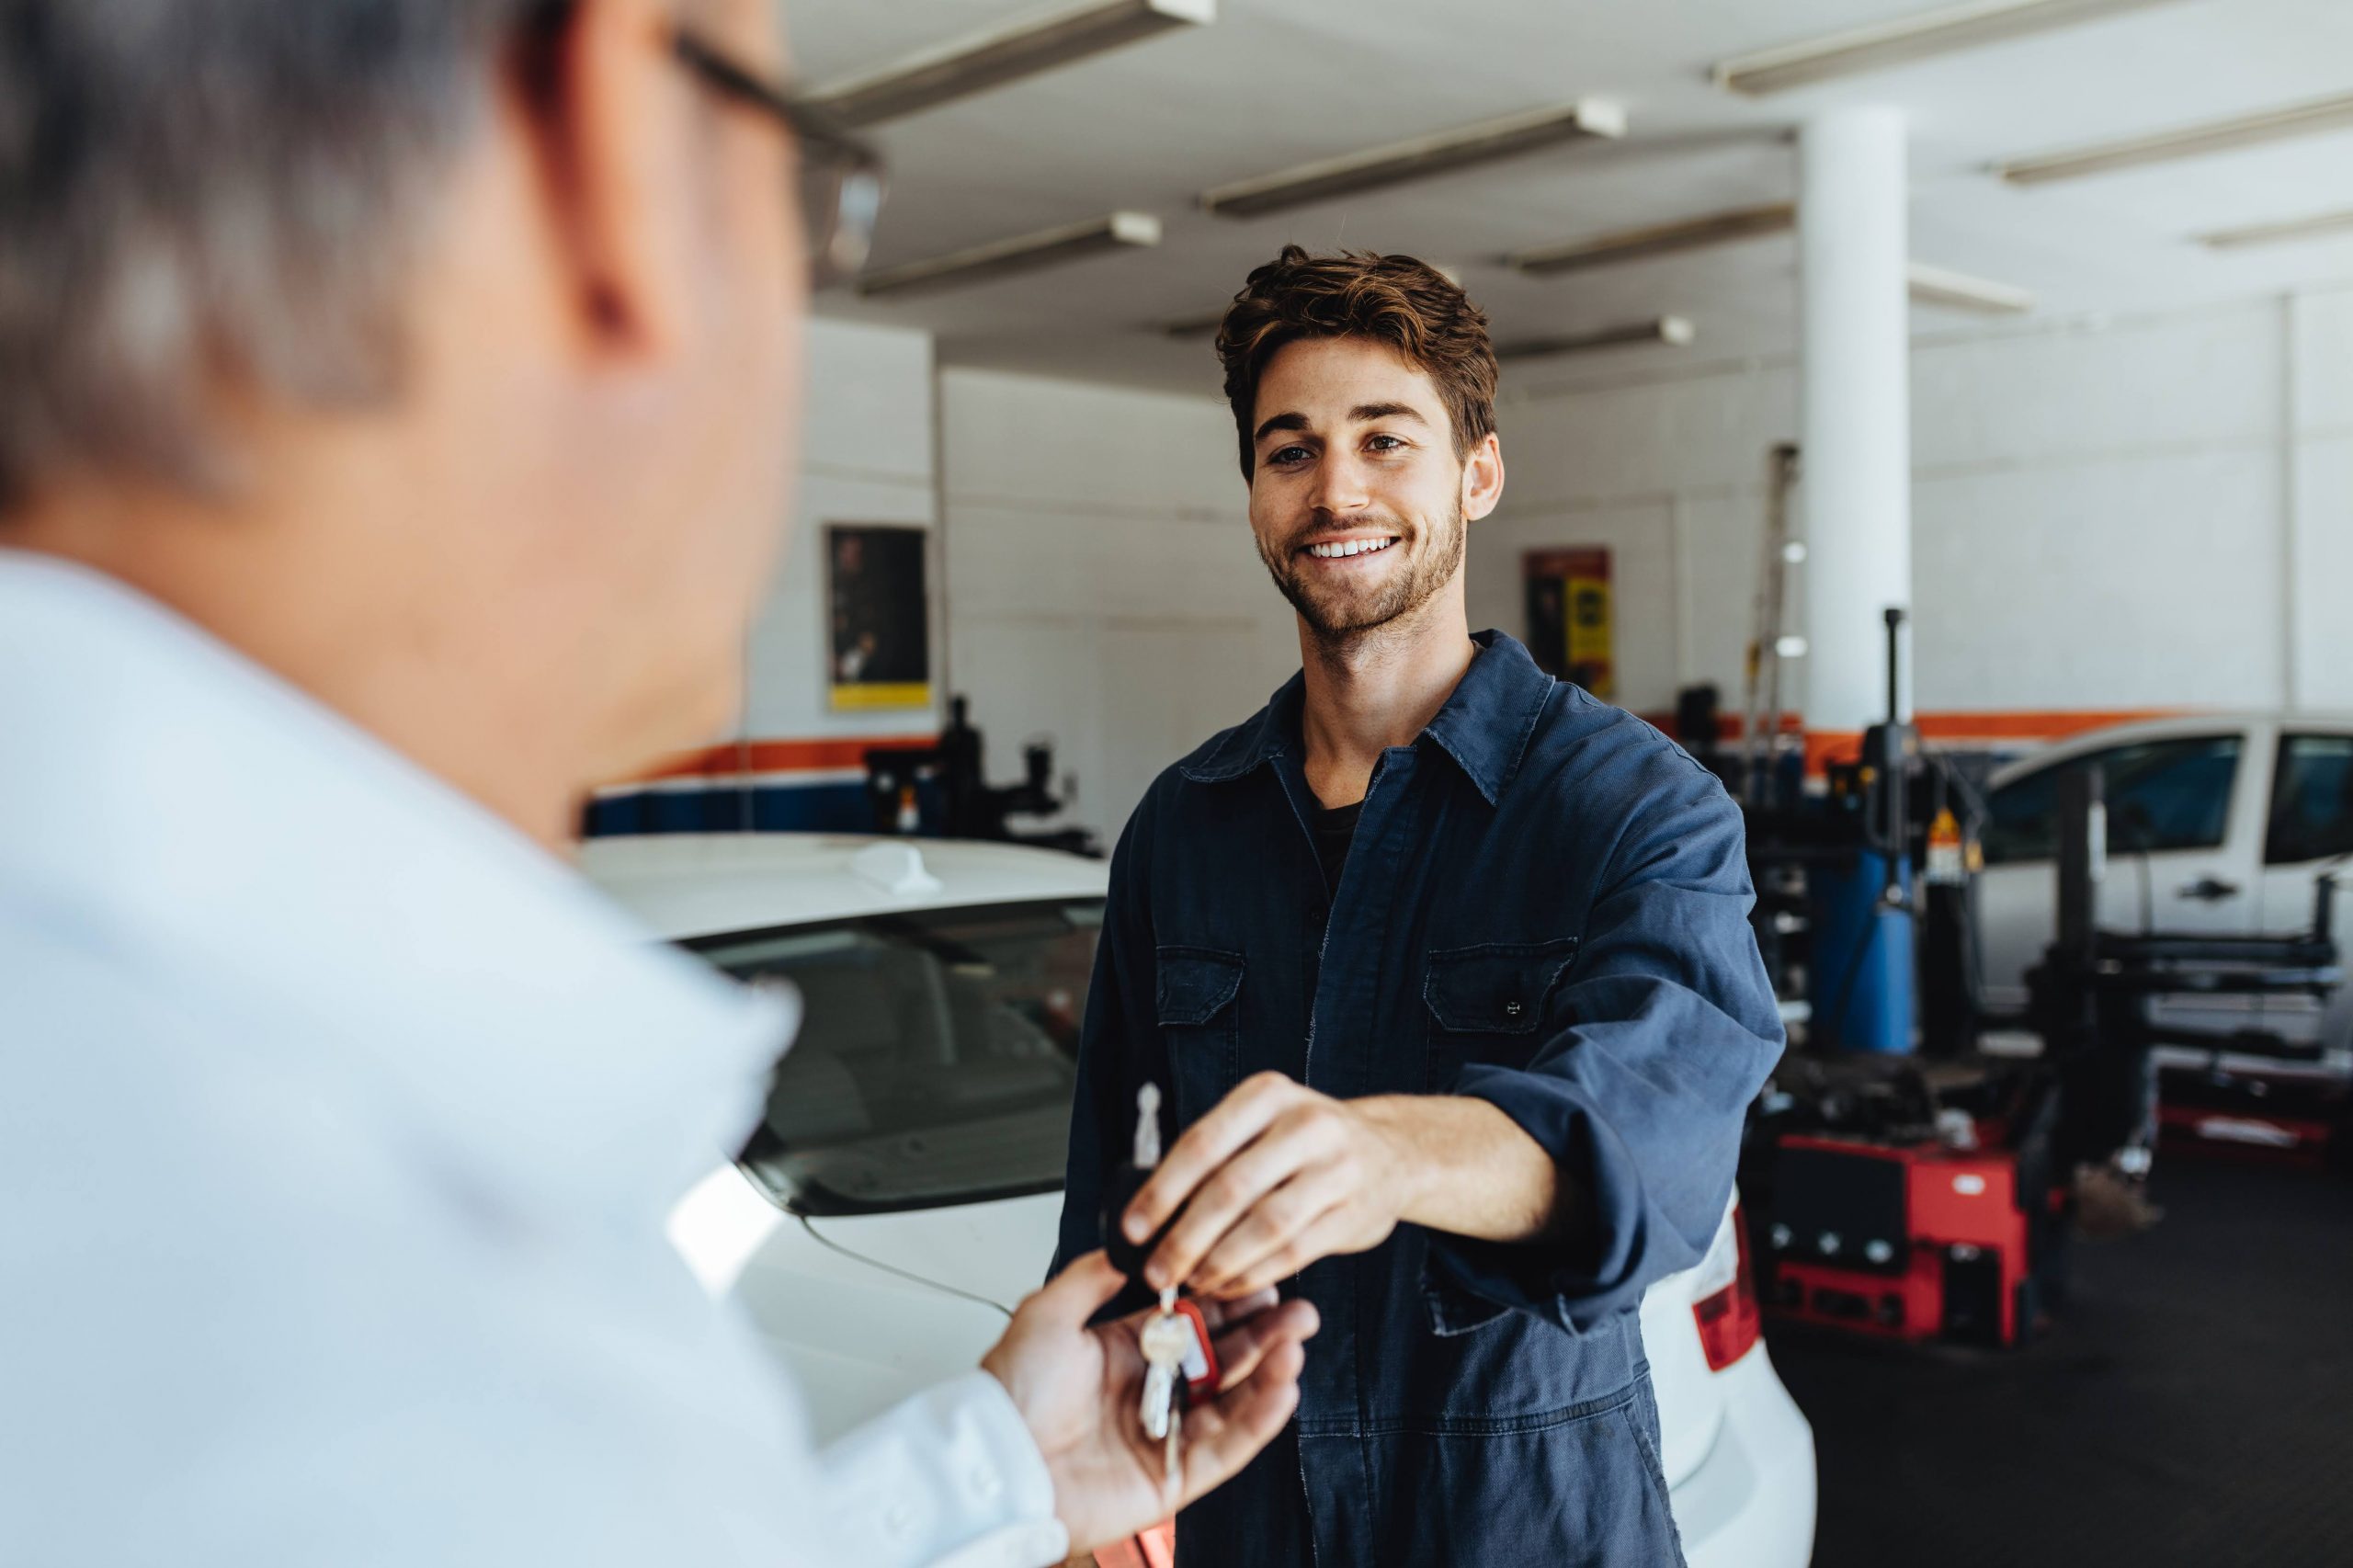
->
[1121, 1074, 1417, 1300]
[1122, 1074, 1575, 1301]
[982, 1251, 1319, 1554]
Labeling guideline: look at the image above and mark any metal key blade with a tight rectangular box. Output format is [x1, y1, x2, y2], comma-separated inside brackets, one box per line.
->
[1165, 1403, 1181, 1492]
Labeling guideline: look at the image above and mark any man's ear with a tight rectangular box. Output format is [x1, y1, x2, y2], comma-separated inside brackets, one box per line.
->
[1461, 431, 1505, 522]
[508, 0, 693, 361]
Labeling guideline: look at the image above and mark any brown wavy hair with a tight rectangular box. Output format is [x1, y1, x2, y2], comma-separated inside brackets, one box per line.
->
[1213, 245, 1497, 482]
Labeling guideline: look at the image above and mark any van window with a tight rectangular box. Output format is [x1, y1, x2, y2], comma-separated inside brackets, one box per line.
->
[2266, 734, 2353, 866]
[1982, 735, 2241, 865]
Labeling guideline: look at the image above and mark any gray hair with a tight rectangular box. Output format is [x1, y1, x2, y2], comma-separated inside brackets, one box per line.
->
[0, 0, 546, 511]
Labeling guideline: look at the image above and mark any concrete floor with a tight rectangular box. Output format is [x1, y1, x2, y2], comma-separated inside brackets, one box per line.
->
[1774, 1156, 2353, 1567]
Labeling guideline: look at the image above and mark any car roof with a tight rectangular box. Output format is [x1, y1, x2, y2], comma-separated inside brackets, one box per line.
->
[581, 833, 1109, 941]
[1984, 710, 2353, 789]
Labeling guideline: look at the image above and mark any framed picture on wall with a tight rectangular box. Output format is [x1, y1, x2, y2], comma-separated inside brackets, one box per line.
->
[1523, 547, 1614, 698]
[825, 523, 931, 710]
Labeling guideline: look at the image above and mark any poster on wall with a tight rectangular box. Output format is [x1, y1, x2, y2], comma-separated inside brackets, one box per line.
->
[825, 523, 932, 710]
[1522, 547, 1614, 699]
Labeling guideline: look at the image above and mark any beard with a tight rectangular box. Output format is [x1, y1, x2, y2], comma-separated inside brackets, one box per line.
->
[1256, 500, 1467, 645]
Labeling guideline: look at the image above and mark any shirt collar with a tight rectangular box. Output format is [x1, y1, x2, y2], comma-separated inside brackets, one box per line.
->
[0, 550, 790, 1217]
[1180, 630, 1555, 805]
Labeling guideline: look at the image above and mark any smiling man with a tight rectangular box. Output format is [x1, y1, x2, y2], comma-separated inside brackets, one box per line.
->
[1051, 247, 1787, 1566]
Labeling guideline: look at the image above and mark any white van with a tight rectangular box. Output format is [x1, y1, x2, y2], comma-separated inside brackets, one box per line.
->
[1975, 714, 2353, 1061]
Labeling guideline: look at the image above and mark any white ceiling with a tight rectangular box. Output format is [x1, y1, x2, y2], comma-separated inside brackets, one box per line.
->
[781, 0, 2353, 396]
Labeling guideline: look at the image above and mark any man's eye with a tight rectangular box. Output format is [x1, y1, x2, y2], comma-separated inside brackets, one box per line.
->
[1366, 434, 1406, 453]
[1268, 446, 1311, 466]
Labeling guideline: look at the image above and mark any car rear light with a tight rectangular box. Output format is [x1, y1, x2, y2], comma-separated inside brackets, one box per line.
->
[1691, 1203, 1765, 1371]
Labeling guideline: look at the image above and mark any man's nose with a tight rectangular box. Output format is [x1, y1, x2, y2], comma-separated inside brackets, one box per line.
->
[1306, 447, 1371, 517]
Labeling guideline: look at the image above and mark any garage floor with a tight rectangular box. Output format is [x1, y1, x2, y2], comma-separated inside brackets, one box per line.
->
[1773, 1156, 2353, 1566]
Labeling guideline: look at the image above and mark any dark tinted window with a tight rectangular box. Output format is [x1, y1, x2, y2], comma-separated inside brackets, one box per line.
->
[692, 899, 1102, 1213]
[1982, 735, 2242, 866]
[2266, 734, 2353, 866]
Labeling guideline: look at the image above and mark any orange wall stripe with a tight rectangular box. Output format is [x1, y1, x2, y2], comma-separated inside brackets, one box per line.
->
[615, 733, 938, 786]
[1911, 710, 2176, 743]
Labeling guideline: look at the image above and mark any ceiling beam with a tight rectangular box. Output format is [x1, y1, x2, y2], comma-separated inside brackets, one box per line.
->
[1714, 0, 2188, 97]
[859, 211, 1163, 300]
[1995, 91, 2353, 185]
[808, 0, 1215, 129]
[1199, 101, 1625, 220]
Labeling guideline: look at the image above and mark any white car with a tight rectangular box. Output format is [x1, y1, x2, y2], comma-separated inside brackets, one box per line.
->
[585, 833, 1816, 1568]
[1975, 713, 2353, 1063]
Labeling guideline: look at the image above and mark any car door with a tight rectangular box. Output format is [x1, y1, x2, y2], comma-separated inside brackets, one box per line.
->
[2255, 729, 2353, 1053]
[1977, 728, 2260, 1012]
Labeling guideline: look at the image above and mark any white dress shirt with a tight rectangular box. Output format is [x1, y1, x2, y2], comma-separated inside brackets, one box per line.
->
[0, 552, 1068, 1568]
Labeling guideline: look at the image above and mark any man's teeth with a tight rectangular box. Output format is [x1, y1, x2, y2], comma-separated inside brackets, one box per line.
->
[1307, 538, 1397, 559]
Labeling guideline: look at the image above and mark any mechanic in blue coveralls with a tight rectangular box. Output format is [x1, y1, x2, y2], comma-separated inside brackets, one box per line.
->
[1052, 247, 1786, 1567]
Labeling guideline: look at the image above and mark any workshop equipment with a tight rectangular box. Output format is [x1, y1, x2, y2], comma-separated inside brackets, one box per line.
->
[862, 695, 1100, 854]
[1745, 1056, 2064, 1349]
[2027, 766, 2347, 1172]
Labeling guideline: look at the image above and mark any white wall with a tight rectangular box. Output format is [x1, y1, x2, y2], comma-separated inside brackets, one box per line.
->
[1483, 284, 2353, 722]
[742, 315, 940, 742]
[938, 369, 1298, 846]
[930, 284, 2353, 840]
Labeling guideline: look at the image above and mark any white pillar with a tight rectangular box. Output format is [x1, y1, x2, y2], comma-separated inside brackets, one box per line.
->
[1800, 107, 1913, 737]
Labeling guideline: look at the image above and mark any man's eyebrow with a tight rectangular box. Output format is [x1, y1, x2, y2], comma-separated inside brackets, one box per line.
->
[1253, 403, 1431, 445]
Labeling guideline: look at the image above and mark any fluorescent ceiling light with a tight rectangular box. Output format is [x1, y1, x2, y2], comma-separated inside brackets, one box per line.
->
[1714, 0, 2187, 97]
[1995, 91, 2353, 185]
[1496, 316, 1696, 360]
[859, 211, 1162, 300]
[1199, 101, 1626, 219]
[1508, 204, 1795, 276]
[1906, 261, 2034, 313]
[2199, 207, 2353, 251]
[808, 0, 1215, 128]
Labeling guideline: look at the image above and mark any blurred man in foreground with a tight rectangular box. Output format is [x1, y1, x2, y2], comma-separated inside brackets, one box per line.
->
[0, 3, 1313, 1563]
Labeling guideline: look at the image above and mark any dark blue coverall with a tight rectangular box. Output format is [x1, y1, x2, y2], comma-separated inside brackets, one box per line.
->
[1053, 630, 1785, 1566]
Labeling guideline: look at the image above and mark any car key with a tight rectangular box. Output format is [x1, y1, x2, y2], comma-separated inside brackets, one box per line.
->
[1103, 1082, 1173, 1285]
[1139, 1287, 1188, 1489]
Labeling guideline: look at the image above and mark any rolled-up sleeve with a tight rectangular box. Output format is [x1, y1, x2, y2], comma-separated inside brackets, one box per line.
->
[1434, 759, 1784, 1334]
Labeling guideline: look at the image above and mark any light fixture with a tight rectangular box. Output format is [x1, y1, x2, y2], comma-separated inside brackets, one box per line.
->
[858, 211, 1162, 300]
[807, 0, 1215, 128]
[1995, 91, 2353, 186]
[1906, 261, 2034, 314]
[1507, 204, 1795, 276]
[2199, 207, 2353, 251]
[1495, 316, 1696, 361]
[1199, 101, 1626, 219]
[1713, 0, 2187, 97]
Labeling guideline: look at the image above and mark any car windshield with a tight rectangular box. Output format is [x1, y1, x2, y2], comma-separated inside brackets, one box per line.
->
[690, 899, 1101, 1214]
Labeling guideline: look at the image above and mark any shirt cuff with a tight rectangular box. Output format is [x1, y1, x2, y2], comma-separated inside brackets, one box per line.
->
[819, 1369, 1068, 1568]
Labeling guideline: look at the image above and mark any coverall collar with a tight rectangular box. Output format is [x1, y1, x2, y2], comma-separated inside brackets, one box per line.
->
[1177, 628, 1556, 806]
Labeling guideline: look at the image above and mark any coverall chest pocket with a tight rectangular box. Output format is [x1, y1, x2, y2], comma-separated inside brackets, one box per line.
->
[1422, 937, 1581, 1091]
[1155, 946, 1245, 1125]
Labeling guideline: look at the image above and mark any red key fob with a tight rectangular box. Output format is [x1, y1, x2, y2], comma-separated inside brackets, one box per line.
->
[1170, 1297, 1222, 1403]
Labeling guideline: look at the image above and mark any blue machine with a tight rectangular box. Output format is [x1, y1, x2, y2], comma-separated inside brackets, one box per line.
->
[1810, 849, 1915, 1054]
[1807, 608, 1921, 1054]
